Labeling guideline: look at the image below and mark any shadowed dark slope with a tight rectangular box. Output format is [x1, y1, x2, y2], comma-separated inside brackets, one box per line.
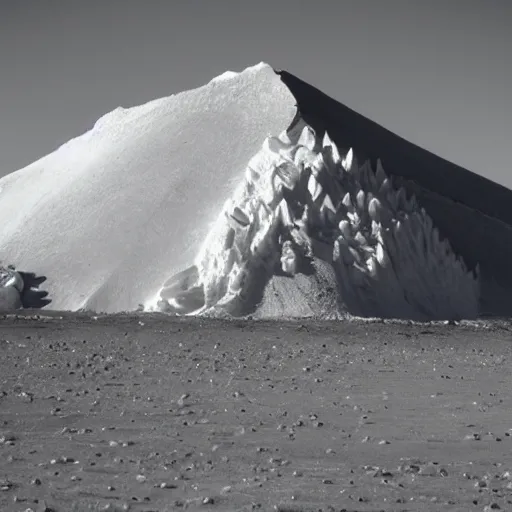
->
[278, 70, 512, 316]
[277, 71, 512, 315]
[278, 70, 512, 224]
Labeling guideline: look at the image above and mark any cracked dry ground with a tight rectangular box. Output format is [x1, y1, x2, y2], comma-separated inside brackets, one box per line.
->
[1, 314, 512, 512]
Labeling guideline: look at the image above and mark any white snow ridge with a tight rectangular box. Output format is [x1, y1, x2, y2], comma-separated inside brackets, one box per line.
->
[0, 62, 486, 320]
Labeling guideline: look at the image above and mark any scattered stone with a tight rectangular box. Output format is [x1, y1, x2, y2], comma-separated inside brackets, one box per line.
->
[0, 432, 16, 444]
[177, 394, 190, 407]
[50, 456, 76, 465]
[0, 478, 14, 491]
[159, 482, 177, 489]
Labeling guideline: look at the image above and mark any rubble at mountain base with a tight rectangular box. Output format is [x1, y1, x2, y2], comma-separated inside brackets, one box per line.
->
[0, 266, 24, 310]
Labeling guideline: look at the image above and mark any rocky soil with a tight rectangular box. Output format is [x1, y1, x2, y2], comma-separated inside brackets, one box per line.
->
[1, 313, 512, 511]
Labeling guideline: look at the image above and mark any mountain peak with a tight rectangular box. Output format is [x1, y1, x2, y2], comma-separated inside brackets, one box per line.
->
[1, 64, 511, 318]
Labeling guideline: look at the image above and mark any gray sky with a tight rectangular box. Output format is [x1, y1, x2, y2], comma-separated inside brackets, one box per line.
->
[1, 0, 511, 187]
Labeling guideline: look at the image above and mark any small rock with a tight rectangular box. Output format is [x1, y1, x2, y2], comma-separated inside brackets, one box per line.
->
[0, 478, 14, 491]
[464, 433, 482, 441]
[177, 394, 189, 407]
[50, 456, 75, 465]
[0, 433, 16, 444]
[159, 482, 177, 489]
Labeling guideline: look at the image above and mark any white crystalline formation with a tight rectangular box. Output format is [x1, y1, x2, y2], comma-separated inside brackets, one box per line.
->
[154, 124, 480, 321]
[0, 266, 24, 310]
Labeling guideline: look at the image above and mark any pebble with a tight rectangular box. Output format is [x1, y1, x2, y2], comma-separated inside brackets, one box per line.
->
[50, 456, 75, 464]
[177, 394, 189, 407]
[102, 503, 130, 511]
[0, 433, 16, 444]
[159, 482, 177, 489]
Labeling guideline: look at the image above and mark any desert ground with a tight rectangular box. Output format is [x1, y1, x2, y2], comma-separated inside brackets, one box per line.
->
[1, 313, 512, 512]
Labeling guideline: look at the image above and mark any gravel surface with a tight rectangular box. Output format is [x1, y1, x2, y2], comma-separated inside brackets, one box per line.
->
[1, 313, 512, 511]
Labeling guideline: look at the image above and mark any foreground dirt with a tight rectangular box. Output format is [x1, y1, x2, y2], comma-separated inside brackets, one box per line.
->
[1, 314, 512, 512]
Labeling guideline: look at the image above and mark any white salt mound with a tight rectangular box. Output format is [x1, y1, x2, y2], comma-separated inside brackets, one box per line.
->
[0, 63, 295, 313]
[0, 63, 480, 320]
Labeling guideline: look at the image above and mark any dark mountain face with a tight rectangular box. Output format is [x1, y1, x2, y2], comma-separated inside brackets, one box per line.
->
[278, 69, 512, 316]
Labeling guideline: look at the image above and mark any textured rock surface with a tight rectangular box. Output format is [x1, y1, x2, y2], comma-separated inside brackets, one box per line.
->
[154, 122, 478, 320]
[1, 313, 512, 511]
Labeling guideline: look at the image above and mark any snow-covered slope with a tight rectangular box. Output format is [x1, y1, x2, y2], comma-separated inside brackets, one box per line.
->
[0, 62, 509, 319]
[0, 63, 296, 312]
